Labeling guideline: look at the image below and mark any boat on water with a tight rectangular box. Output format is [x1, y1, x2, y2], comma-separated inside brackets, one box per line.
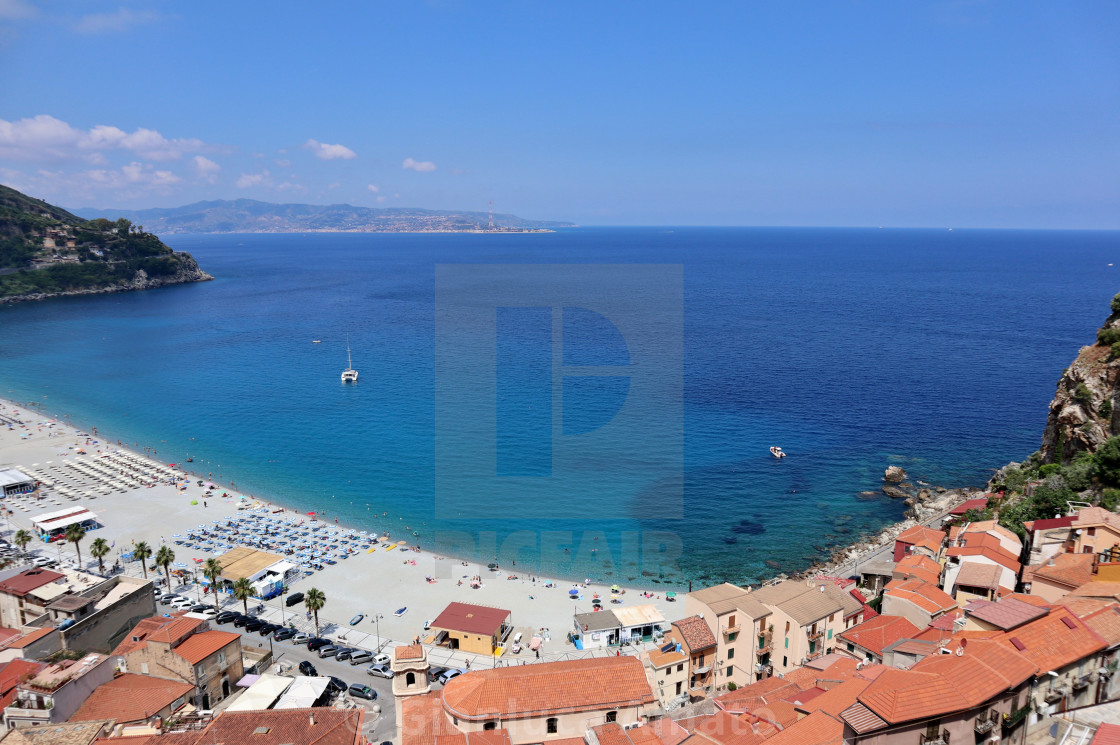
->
[313, 340, 321, 343]
[341, 335, 358, 382]
[770, 446, 786, 458]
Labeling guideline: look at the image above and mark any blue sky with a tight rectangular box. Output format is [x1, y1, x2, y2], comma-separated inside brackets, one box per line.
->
[1, 1, 1117, 227]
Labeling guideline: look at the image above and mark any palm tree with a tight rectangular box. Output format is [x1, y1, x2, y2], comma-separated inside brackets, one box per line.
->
[13, 529, 31, 557]
[232, 577, 255, 615]
[304, 588, 325, 636]
[65, 524, 86, 568]
[203, 558, 224, 612]
[90, 538, 110, 574]
[133, 541, 152, 578]
[155, 546, 175, 590]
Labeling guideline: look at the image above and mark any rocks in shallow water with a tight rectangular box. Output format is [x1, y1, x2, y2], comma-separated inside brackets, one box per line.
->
[723, 536, 738, 544]
[936, 486, 946, 493]
[884, 466, 907, 483]
[732, 520, 766, 536]
[882, 485, 909, 499]
[899, 481, 915, 489]
[917, 489, 932, 502]
[904, 498, 916, 506]
[765, 559, 782, 569]
[857, 491, 879, 500]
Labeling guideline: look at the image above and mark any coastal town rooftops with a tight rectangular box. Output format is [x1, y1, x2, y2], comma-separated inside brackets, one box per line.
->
[1069, 581, 1120, 602]
[1007, 593, 1051, 608]
[3, 720, 114, 745]
[883, 579, 956, 615]
[0, 568, 64, 598]
[592, 723, 665, 745]
[1090, 724, 1120, 745]
[113, 614, 205, 656]
[944, 534, 1021, 573]
[688, 583, 771, 619]
[961, 520, 1023, 550]
[431, 602, 511, 637]
[673, 616, 717, 652]
[108, 708, 366, 745]
[70, 673, 193, 723]
[894, 555, 941, 585]
[895, 525, 946, 554]
[964, 597, 1049, 630]
[763, 710, 845, 745]
[1024, 552, 1096, 589]
[440, 656, 653, 721]
[751, 581, 845, 626]
[714, 675, 804, 713]
[838, 615, 920, 656]
[24, 653, 107, 692]
[949, 498, 990, 515]
[1082, 604, 1120, 648]
[1024, 516, 1076, 532]
[954, 561, 1004, 591]
[0, 627, 55, 650]
[173, 629, 239, 664]
[997, 605, 1107, 673]
[1073, 506, 1120, 532]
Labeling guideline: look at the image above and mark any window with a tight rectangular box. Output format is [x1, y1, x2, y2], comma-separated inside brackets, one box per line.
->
[675, 681, 682, 695]
[847, 643, 855, 652]
[726, 666, 734, 677]
[727, 648, 734, 660]
[547, 718, 558, 734]
[728, 615, 736, 628]
[676, 664, 683, 673]
[606, 711, 618, 723]
[827, 629, 832, 640]
[784, 637, 789, 649]
[697, 654, 705, 667]
[406, 672, 415, 686]
[785, 621, 790, 633]
[218, 652, 226, 667]
[829, 614, 835, 622]
[1088, 528, 1096, 537]
[484, 722, 497, 731]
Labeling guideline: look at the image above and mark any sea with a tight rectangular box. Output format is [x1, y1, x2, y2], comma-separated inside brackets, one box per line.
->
[2, 227, 1119, 588]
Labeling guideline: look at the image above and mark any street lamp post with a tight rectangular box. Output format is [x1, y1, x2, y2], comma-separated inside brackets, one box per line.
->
[372, 613, 384, 651]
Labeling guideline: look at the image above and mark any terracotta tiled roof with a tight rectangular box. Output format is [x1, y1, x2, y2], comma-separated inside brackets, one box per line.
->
[395, 643, 424, 661]
[433, 732, 513, 745]
[949, 498, 990, 515]
[0, 660, 44, 712]
[1082, 604, 1120, 647]
[996, 605, 1107, 674]
[647, 644, 688, 668]
[945, 534, 1021, 573]
[838, 703, 887, 734]
[0, 569, 64, 598]
[687, 710, 780, 745]
[1069, 581, 1120, 602]
[401, 691, 458, 745]
[2, 627, 55, 650]
[1061, 597, 1116, 617]
[1090, 724, 1120, 745]
[430, 602, 510, 636]
[1006, 593, 1051, 608]
[853, 639, 1036, 725]
[962, 520, 1022, 550]
[674, 616, 717, 652]
[794, 678, 871, 717]
[112, 613, 198, 656]
[647, 717, 690, 745]
[1073, 507, 1120, 532]
[1025, 553, 1096, 589]
[174, 629, 239, 664]
[884, 579, 956, 615]
[714, 676, 804, 713]
[441, 656, 653, 721]
[70, 673, 193, 723]
[965, 597, 1049, 630]
[894, 555, 941, 586]
[839, 615, 920, 656]
[954, 561, 1005, 591]
[895, 526, 947, 554]
[148, 617, 205, 645]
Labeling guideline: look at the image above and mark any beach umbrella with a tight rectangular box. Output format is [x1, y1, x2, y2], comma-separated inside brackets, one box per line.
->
[610, 584, 620, 592]
[569, 588, 579, 596]
[666, 591, 677, 599]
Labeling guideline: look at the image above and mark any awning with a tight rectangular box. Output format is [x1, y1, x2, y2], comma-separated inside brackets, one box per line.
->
[236, 674, 260, 687]
[273, 677, 330, 709]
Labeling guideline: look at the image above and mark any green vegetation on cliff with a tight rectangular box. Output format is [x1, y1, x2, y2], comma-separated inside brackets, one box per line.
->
[0, 184, 211, 300]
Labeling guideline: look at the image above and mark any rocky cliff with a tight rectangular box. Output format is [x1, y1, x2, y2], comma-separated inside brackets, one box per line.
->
[1040, 298, 1120, 464]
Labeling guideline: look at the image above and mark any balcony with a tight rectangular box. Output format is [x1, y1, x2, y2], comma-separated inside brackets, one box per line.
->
[1073, 675, 1092, 691]
[805, 648, 824, 661]
[974, 712, 999, 735]
[1044, 688, 1066, 704]
[807, 628, 824, 641]
[756, 641, 773, 655]
[1002, 705, 1030, 730]
[722, 623, 741, 636]
[919, 729, 950, 745]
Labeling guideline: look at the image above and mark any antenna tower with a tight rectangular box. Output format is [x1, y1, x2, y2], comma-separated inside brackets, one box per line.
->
[488, 201, 494, 230]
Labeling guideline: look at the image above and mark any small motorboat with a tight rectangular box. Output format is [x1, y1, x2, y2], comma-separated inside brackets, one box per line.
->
[313, 340, 322, 344]
[394, 606, 407, 617]
[349, 613, 364, 626]
[770, 446, 786, 459]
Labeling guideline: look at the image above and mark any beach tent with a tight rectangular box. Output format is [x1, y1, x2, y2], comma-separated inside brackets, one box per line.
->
[224, 674, 293, 712]
[273, 677, 330, 709]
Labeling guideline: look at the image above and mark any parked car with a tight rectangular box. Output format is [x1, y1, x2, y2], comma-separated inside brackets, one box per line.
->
[232, 615, 251, 627]
[373, 652, 391, 666]
[259, 623, 281, 636]
[170, 597, 193, 610]
[194, 608, 218, 619]
[292, 632, 311, 644]
[317, 645, 340, 658]
[428, 666, 449, 680]
[348, 684, 377, 701]
[189, 604, 209, 613]
[367, 663, 393, 679]
[159, 593, 178, 604]
[285, 592, 304, 607]
[298, 660, 318, 676]
[307, 637, 330, 651]
[215, 611, 238, 623]
[334, 648, 355, 662]
[349, 651, 374, 665]
[327, 676, 347, 695]
[244, 619, 266, 633]
[274, 628, 297, 641]
[438, 669, 466, 685]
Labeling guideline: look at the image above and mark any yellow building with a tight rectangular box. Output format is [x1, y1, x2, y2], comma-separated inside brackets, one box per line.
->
[429, 602, 511, 656]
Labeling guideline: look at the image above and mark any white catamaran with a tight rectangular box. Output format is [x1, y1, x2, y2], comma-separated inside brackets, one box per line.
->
[341, 336, 358, 382]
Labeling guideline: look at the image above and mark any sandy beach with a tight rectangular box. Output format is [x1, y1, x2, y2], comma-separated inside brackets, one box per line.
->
[0, 397, 683, 667]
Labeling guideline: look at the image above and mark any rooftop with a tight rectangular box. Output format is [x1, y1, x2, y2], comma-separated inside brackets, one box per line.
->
[70, 673, 193, 723]
[575, 610, 621, 633]
[1073, 506, 1120, 533]
[1025, 552, 1096, 589]
[23, 654, 107, 692]
[997, 605, 1108, 673]
[884, 579, 956, 615]
[838, 615, 920, 656]
[895, 525, 947, 554]
[430, 602, 510, 637]
[215, 546, 285, 581]
[751, 581, 845, 626]
[964, 597, 1049, 630]
[688, 583, 771, 619]
[173, 629, 240, 664]
[673, 616, 717, 652]
[441, 656, 653, 721]
[1090, 724, 1120, 745]
[1082, 604, 1120, 647]
[112, 614, 205, 657]
[0, 720, 112, 745]
[945, 533, 1021, 573]
[0, 569, 64, 598]
[953, 561, 1005, 591]
[894, 555, 941, 585]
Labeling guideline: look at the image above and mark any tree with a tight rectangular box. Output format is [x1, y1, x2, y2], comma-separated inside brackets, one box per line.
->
[13, 529, 31, 556]
[233, 577, 255, 615]
[305, 588, 325, 636]
[155, 545, 175, 590]
[90, 537, 110, 574]
[1095, 436, 1120, 487]
[133, 541, 152, 578]
[65, 524, 86, 568]
[203, 558, 224, 612]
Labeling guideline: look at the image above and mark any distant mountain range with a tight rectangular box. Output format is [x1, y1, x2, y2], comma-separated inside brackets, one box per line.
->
[74, 199, 575, 234]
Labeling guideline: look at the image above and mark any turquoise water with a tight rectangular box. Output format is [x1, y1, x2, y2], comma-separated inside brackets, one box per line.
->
[2, 227, 1118, 587]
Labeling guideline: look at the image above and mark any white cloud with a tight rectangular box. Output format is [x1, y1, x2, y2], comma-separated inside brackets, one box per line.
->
[0, 0, 36, 21]
[327, 182, 340, 190]
[402, 157, 436, 173]
[304, 139, 357, 160]
[0, 114, 210, 163]
[74, 8, 160, 34]
[236, 170, 271, 189]
[193, 155, 220, 183]
[367, 184, 379, 193]
[376, 195, 386, 203]
[1, 162, 181, 202]
[275, 158, 291, 167]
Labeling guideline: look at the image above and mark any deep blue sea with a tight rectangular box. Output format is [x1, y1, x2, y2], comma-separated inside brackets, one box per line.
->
[2, 227, 1118, 587]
